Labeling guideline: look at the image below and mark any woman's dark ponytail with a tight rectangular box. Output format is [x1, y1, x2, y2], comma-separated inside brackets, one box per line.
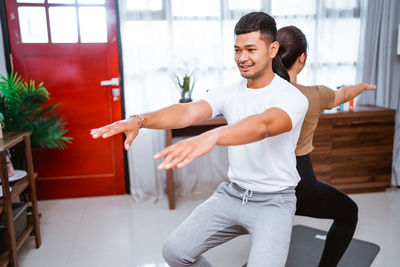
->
[272, 54, 290, 82]
[276, 26, 308, 70]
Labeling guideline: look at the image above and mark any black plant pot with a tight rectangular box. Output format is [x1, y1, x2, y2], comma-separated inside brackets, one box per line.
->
[179, 98, 192, 103]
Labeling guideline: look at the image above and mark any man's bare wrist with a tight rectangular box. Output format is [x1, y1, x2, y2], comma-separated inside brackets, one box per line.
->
[129, 115, 145, 128]
[204, 129, 220, 146]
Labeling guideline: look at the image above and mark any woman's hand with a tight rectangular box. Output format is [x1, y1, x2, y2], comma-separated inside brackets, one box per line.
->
[360, 82, 376, 91]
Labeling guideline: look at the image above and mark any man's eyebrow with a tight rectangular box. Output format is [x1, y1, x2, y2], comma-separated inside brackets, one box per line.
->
[234, 44, 257, 48]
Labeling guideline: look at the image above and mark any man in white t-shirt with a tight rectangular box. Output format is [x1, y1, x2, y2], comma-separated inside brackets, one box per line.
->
[91, 12, 308, 267]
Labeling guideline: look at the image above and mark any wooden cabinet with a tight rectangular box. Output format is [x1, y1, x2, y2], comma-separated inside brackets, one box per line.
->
[310, 105, 395, 193]
[165, 105, 395, 209]
[0, 132, 41, 267]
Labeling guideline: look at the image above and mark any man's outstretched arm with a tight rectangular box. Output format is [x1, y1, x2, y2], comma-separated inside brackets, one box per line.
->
[90, 100, 212, 150]
[154, 107, 292, 170]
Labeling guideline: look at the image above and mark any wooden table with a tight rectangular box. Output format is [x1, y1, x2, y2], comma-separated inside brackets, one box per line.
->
[165, 116, 226, 209]
[164, 105, 395, 210]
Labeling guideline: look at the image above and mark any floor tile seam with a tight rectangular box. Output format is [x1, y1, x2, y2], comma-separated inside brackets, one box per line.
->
[65, 198, 89, 265]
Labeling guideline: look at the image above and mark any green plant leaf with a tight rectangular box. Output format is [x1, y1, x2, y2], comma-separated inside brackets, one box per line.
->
[0, 71, 72, 150]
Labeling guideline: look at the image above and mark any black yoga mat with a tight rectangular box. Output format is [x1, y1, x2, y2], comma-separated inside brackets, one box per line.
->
[285, 225, 380, 267]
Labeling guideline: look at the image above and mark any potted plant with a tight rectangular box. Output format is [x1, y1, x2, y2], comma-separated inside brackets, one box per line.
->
[0, 71, 72, 167]
[0, 71, 72, 148]
[173, 59, 198, 103]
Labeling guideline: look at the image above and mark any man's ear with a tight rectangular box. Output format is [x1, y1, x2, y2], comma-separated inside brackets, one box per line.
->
[270, 41, 280, 59]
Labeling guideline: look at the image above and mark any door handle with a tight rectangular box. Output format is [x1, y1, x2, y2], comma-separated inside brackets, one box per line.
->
[100, 77, 119, 86]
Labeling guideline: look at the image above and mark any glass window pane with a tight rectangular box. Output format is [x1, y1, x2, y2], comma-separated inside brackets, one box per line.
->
[48, 0, 75, 3]
[127, 0, 162, 11]
[318, 18, 359, 63]
[18, 7, 48, 43]
[271, 0, 315, 16]
[79, 7, 107, 43]
[229, 0, 261, 10]
[172, 0, 220, 17]
[173, 21, 221, 68]
[222, 20, 236, 68]
[49, 7, 78, 43]
[17, 0, 44, 3]
[316, 65, 356, 89]
[325, 0, 358, 9]
[78, 0, 105, 4]
[123, 21, 169, 71]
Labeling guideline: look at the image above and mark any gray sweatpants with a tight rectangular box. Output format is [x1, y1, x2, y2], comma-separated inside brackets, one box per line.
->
[162, 182, 296, 267]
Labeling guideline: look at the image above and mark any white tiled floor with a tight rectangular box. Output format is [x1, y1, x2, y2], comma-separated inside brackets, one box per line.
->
[17, 189, 400, 267]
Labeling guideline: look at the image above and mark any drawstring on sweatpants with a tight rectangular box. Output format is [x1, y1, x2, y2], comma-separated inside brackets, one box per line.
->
[240, 189, 253, 205]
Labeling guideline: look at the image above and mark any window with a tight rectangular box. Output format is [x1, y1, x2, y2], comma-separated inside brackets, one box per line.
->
[121, 0, 361, 91]
[17, 0, 108, 44]
[271, 0, 360, 87]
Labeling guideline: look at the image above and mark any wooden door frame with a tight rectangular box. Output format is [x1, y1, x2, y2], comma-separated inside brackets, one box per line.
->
[0, 0, 131, 194]
[114, 0, 130, 194]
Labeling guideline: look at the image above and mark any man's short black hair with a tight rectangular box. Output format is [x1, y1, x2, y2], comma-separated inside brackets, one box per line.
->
[234, 12, 277, 44]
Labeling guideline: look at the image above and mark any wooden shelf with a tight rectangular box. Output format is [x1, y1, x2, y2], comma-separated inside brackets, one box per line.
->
[16, 224, 34, 251]
[0, 132, 41, 266]
[0, 173, 37, 214]
[0, 224, 35, 267]
[0, 132, 30, 153]
[0, 252, 8, 267]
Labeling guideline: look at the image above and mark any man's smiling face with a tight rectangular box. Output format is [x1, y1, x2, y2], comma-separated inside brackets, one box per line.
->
[234, 31, 271, 81]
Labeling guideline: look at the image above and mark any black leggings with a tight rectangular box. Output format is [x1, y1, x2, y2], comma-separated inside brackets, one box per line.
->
[295, 154, 358, 267]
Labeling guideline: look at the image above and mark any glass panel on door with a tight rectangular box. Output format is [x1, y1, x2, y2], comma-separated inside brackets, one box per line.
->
[18, 6, 48, 43]
[79, 6, 108, 43]
[48, 0, 76, 4]
[49, 7, 78, 43]
[17, 0, 45, 3]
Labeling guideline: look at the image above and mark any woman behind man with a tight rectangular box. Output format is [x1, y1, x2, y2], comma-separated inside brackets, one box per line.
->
[277, 26, 376, 266]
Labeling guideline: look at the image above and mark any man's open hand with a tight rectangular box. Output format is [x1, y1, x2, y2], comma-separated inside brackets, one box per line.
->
[90, 117, 141, 150]
[154, 132, 218, 170]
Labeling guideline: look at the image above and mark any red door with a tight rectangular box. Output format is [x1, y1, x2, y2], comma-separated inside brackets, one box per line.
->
[4, 0, 126, 199]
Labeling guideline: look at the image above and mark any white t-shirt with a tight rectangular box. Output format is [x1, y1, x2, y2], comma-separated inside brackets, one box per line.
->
[202, 75, 308, 192]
